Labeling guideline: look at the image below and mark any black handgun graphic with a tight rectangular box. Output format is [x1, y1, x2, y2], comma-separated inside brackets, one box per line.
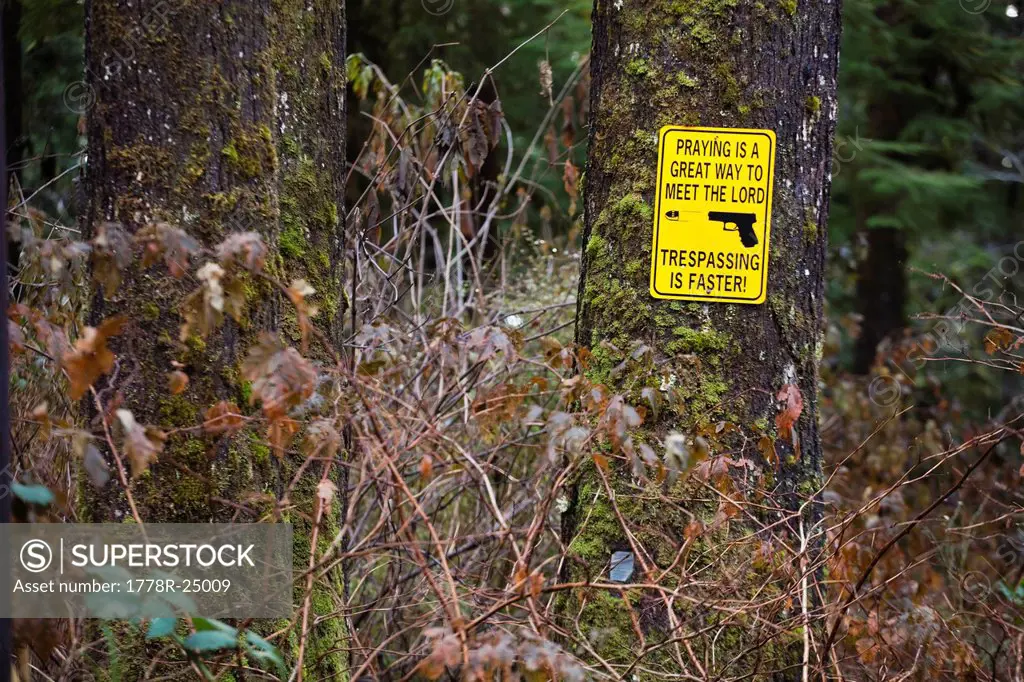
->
[708, 211, 758, 248]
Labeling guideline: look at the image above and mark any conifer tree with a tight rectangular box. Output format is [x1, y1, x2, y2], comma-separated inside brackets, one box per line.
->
[563, 1, 842, 678]
[84, 1, 348, 676]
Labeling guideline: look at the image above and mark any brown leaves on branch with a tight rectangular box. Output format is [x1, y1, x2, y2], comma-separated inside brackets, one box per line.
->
[8, 208, 89, 295]
[538, 336, 564, 368]
[563, 160, 579, 215]
[600, 394, 643, 452]
[31, 314, 72, 361]
[544, 411, 589, 464]
[459, 96, 504, 178]
[758, 434, 778, 468]
[62, 316, 126, 399]
[216, 231, 268, 273]
[471, 382, 524, 430]
[179, 262, 246, 341]
[115, 409, 166, 478]
[316, 479, 337, 515]
[286, 279, 318, 353]
[418, 626, 581, 681]
[8, 303, 71, 361]
[419, 628, 462, 680]
[179, 233, 271, 341]
[463, 326, 521, 367]
[242, 334, 317, 419]
[91, 223, 132, 297]
[136, 222, 200, 278]
[305, 419, 341, 459]
[268, 419, 300, 457]
[984, 326, 1016, 355]
[203, 401, 245, 435]
[242, 334, 317, 456]
[62, 224, 272, 345]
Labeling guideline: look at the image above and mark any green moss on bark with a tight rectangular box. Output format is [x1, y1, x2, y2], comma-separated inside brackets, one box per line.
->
[568, 0, 838, 676]
[84, 0, 348, 676]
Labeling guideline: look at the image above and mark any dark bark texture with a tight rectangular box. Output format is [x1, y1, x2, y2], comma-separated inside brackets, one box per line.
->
[4, 0, 22, 270]
[565, 0, 842, 679]
[83, 0, 347, 676]
[3, 0, 20, 183]
[852, 226, 907, 373]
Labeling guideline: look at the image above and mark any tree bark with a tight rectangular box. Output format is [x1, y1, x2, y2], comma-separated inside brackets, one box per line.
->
[4, 0, 22, 270]
[852, 226, 907, 373]
[2, 0, 20, 183]
[83, 0, 346, 677]
[565, 0, 841, 678]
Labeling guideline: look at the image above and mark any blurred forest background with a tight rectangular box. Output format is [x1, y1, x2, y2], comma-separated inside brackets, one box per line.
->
[5, 0, 1024, 679]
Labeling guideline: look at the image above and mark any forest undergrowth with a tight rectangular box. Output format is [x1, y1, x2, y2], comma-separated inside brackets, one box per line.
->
[5, 52, 1024, 682]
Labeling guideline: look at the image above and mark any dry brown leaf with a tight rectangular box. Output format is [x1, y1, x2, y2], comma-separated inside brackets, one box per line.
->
[419, 454, 434, 482]
[984, 327, 1014, 355]
[758, 434, 778, 468]
[775, 383, 803, 439]
[684, 520, 704, 541]
[242, 334, 317, 420]
[538, 59, 553, 100]
[116, 409, 166, 478]
[268, 418, 300, 458]
[167, 370, 189, 395]
[286, 279, 318, 353]
[418, 629, 461, 681]
[203, 401, 245, 435]
[62, 316, 126, 399]
[563, 159, 579, 200]
[135, 222, 199, 277]
[217, 232, 268, 272]
[528, 571, 544, 599]
[91, 223, 132, 297]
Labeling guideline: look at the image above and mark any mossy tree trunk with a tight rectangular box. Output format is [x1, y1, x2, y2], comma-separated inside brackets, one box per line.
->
[564, 0, 841, 679]
[83, 0, 347, 677]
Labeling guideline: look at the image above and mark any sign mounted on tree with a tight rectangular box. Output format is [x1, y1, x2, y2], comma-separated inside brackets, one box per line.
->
[649, 126, 776, 304]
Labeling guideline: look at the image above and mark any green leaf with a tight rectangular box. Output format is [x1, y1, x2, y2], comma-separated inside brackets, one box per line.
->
[183, 629, 238, 653]
[244, 631, 285, 672]
[191, 617, 235, 633]
[11, 482, 55, 506]
[146, 618, 177, 639]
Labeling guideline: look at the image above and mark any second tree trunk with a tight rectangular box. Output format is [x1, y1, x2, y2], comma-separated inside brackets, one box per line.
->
[564, 1, 842, 678]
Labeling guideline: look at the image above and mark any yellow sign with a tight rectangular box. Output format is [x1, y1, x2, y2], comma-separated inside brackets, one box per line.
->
[649, 126, 776, 304]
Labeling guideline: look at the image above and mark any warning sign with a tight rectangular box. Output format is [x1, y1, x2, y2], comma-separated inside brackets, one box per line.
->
[649, 126, 776, 304]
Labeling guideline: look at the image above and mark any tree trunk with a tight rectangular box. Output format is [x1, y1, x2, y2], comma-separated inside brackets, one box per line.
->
[83, 0, 346, 677]
[564, 1, 841, 679]
[2, 0, 20, 182]
[4, 0, 22, 270]
[852, 226, 907, 373]
[850, 47, 915, 375]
